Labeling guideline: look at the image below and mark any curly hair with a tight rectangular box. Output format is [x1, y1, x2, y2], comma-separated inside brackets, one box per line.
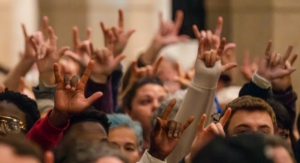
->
[0, 89, 40, 132]
[220, 96, 277, 134]
[68, 107, 110, 134]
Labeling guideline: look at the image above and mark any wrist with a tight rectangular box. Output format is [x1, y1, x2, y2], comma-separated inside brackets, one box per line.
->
[48, 108, 70, 128]
[256, 69, 271, 81]
[252, 71, 271, 89]
[39, 71, 55, 86]
[90, 74, 108, 84]
[148, 149, 166, 161]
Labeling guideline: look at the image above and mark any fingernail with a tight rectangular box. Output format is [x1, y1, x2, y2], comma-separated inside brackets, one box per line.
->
[71, 87, 76, 91]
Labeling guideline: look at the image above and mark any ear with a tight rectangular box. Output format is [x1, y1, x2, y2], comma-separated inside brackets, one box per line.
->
[124, 107, 131, 115]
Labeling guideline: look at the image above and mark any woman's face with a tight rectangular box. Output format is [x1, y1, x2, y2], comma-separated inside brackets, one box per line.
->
[108, 127, 140, 163]
[126, 84, 167, 135]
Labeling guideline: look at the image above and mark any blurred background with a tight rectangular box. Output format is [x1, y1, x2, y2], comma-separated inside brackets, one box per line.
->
[1, 0, 300, 107]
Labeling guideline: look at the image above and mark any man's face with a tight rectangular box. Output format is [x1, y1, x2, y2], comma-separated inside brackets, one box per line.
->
[0, 101, 27, 138]
[227, 110, 274, 136]
[0, 144, 40, 163]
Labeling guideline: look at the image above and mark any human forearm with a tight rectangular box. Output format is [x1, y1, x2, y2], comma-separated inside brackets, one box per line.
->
[39, 70, 56, 86]
[85, 77, 113, 113]
[140, 40, 163, 65]
[167, 60, 221, 163]
[4, 58, 35, 91]
[48, 108, 69, 128]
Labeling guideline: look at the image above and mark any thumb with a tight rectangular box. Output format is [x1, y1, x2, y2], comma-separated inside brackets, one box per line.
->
[221, 62, 237, 73]
[86, 92, 103, 106]
[126, 29, 136, 38]
[58, 46, 70, 58]
[114, 54, 126, 64]
[44, 151, 54, 163]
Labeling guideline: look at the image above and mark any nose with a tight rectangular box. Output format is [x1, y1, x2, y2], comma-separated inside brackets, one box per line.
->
[152, 100, 161, 112]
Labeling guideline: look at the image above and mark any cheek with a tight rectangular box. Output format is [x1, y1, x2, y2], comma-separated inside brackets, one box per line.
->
[126, 151, 140, 163]
[130, 103, 153, 118]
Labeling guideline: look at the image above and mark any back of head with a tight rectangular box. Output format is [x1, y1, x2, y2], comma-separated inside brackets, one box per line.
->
[55, 138, 129, 163]
[266, 99, 291, 130]
[0, 136, 44, 163]
[221, 96, 277, 134]
[68, 107, 110, 134]
[193, 134, 274, 163]
[0, 89, 40, 132]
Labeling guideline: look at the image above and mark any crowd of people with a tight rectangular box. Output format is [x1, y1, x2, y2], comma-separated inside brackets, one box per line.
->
[0, 9, 299, 163]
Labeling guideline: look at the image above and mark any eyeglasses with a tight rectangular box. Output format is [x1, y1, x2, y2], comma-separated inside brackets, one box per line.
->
[0, 116, 26, 134]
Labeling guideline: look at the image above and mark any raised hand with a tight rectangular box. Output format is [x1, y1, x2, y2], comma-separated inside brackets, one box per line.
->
[64, 26, 92, 68]
[129, 56, 163, 85]
[185, 108, 231, 162]
[100, 9, 135, 56]
[49, 60, 103, 128]
[272, 53, 298, 91]
[256, 41, 296, 81]
[193, 17, 223, 51]
[30, 27, 69, 85]
[197, 37, 237, 72]
[21, 24, 36, 60]
[149, 99, 194, 161]
[90, 42, 125, 83]
[240, 51, 259, 81]
[174, 63, 195, 88]
[154, 10, 189, 47]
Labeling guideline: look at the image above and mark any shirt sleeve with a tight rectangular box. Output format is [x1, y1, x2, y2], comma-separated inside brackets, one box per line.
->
[84, 76, 113, 114]
[138, 150, 167, 163]
[167, 60, 221, 163]
[25, 110, 69, 151]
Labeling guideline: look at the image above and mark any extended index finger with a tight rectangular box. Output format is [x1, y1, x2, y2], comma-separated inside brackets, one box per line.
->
[192, 25, 201, 40]
[80, 60, 94, 85]
[21, 23, 28, 39]
[197, 114, 207, 133]
[73, 26, 80, 47]
[174, 10, 184, 34]
[118, 9, 124, 28]
[282, 45, 293, 62]
[214, 17, 223, 37]
[244, 51, 250, 66]
[152, 56, 163, 74]
[219, 108, 231, 127]
[161, 99, 176, 120]
[265, 40, 273, 57]
[40, 16, 49, 36]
